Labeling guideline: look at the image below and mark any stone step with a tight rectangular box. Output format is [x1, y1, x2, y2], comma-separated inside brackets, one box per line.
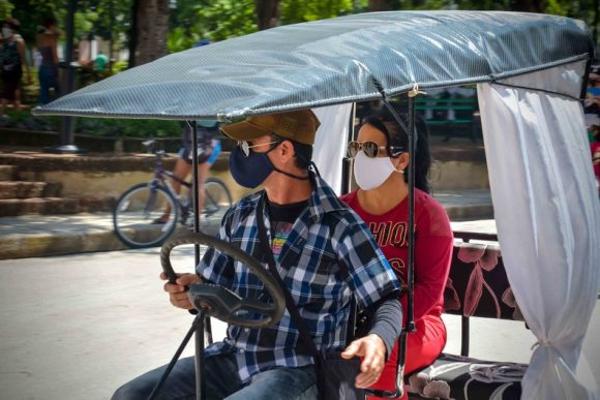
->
[0, 181, 62, 199]
[0, 165, 16, 180]
[0, 196, 116, 217]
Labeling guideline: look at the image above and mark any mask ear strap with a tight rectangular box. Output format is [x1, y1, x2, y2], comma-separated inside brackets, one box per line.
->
[263, 151, 310, 181]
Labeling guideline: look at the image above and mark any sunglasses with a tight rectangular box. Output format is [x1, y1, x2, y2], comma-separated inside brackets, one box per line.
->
[237, 139, 282, 157]
[347, 141, 405, 158]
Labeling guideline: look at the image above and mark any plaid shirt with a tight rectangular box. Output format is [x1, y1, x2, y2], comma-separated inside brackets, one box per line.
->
[199, 173, 401, 382]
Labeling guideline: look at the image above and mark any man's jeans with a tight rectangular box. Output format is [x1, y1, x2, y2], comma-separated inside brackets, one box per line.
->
[112, 353, 318, 400]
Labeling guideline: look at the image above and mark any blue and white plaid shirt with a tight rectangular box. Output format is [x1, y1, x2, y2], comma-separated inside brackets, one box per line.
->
[199, 173, 401, 382]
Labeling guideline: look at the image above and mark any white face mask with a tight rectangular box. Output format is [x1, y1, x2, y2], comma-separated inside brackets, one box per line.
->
[2, 28, 12, 38]
[353, 151, 400, 191]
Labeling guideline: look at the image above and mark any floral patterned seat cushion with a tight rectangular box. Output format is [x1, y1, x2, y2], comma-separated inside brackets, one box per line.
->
[408, 353, 526, 400]
[444, 243, 523, 321]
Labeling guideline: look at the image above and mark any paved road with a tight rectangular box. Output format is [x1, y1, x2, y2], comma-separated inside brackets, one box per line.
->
[0, 250, 598, 400]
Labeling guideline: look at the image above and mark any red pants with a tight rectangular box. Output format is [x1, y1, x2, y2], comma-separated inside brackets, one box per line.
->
[367, 314, 447, 400]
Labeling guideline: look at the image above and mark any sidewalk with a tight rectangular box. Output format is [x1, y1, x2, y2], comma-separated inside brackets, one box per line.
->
[0, 213, 221, 259]
[0, 189, 493, 260]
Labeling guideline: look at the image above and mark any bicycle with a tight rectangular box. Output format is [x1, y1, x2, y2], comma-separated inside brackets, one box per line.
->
[112, 139, 233, 248]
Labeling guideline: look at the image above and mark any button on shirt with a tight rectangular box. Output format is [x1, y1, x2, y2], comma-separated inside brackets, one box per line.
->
[199, 172, 401, 382]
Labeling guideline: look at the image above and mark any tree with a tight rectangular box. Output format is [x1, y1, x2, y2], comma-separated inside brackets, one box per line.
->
[133, 0, 169, 65]
[255, 0, 280, 29]
[368, 0, 392, 11]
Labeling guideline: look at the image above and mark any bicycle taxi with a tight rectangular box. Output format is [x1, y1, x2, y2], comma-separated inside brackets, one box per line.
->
[34, 10, 600, 400]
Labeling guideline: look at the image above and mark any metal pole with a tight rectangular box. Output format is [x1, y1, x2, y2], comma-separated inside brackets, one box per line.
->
[147, 314, 204, 400]
[108, 0, 114, 73]
[195, 311, 206, 400]
[593, 0, 599, 47]
[382, 99, 416, 333]
[341, 102, 357, 195]
[46, 0, 84, 154]
[406, 96, 416, 333]
[190, 121, 214, 345]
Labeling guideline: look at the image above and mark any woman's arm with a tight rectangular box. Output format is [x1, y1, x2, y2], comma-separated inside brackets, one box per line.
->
[16, 38, 30, 80]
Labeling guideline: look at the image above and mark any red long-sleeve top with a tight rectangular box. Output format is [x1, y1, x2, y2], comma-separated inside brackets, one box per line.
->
[341, 189, 453, 322]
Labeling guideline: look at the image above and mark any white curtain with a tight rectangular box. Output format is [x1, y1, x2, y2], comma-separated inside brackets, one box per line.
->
[312, 103, 353, 195]
[477, 66, 600, 399]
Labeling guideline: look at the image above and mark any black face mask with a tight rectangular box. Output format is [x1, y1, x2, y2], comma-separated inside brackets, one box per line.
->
[228, 143, 309, 189]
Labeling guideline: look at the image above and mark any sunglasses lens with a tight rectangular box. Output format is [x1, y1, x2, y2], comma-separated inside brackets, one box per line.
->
[238, 141, 250, 157]
[363, 142, 379, 158]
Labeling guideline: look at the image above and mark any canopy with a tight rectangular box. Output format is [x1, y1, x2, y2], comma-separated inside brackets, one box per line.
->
[33, 11, 592, 121]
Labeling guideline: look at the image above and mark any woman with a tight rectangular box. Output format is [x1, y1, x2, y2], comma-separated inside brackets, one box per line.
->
[0, 18, 30, 115]
[341, 111, 453, 399]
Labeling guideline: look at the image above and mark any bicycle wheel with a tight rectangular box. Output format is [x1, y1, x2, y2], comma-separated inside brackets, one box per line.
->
[203, 177, 233, 218]
[113, 182, 180, 248]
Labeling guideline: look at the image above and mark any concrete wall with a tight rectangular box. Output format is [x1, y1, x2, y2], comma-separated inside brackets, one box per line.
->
[21, 167, 252, 204]
[430, 160, 489, 191]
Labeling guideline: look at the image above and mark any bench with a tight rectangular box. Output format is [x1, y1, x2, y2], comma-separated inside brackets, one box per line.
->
[407, 232, 527, 400]
[414, 97, 481, 142]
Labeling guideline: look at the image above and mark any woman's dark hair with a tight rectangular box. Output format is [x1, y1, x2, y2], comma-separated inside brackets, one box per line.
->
[362, 110, 432, 193]
[5, 18, 20, 31]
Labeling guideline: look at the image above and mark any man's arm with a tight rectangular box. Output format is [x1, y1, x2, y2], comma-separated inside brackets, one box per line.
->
[16, 38, 30, 81]
[341, 297, 402, 388]
[333, 217, 402, 388]
[367, 297, 403, 358]
[162, 207, 236, 310]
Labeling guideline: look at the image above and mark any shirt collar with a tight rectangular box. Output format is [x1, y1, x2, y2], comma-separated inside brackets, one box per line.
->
[305, 171, 348, 223]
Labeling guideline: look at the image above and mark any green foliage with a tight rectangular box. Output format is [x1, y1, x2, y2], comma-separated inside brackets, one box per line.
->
[192, 0, 257, 42]
[167, 26, 200, 53]
[2, 109, 181, 138]
[112, 59, 128, 73]
[281, 0, 356, 23]
[8, 0, 63, 43]
[0, 0, 13, 20]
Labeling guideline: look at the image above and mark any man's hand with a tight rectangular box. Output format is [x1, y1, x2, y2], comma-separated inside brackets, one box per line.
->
[159, 272, 201, 310]
[341, 333, 387, 389]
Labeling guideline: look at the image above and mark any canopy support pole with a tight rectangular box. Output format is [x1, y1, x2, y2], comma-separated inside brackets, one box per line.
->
[382, 99, 416, 333]
[362, 97, 417, 399]
[341, 102, 357, 195]
[190, 121, 209, 400]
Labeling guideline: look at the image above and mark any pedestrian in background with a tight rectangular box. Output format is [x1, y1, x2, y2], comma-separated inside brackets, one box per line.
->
[36, 16, 60, 105]
[0, 18, 30, 116]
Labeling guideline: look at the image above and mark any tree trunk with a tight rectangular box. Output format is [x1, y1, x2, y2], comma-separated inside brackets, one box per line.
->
[254, 0, 280, 30]
[134, 0, 169, 66]
[510, 0, 544, 12]
[368, 0, 392, 11]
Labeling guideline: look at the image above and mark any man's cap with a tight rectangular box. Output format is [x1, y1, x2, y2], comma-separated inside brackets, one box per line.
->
[220, 110, 320, 145]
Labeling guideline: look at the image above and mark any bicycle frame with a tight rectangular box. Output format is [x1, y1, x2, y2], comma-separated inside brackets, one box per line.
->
[146, 146, 221, 221]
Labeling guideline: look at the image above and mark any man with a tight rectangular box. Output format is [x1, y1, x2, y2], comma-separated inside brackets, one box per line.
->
[112, 109, 403, 400]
